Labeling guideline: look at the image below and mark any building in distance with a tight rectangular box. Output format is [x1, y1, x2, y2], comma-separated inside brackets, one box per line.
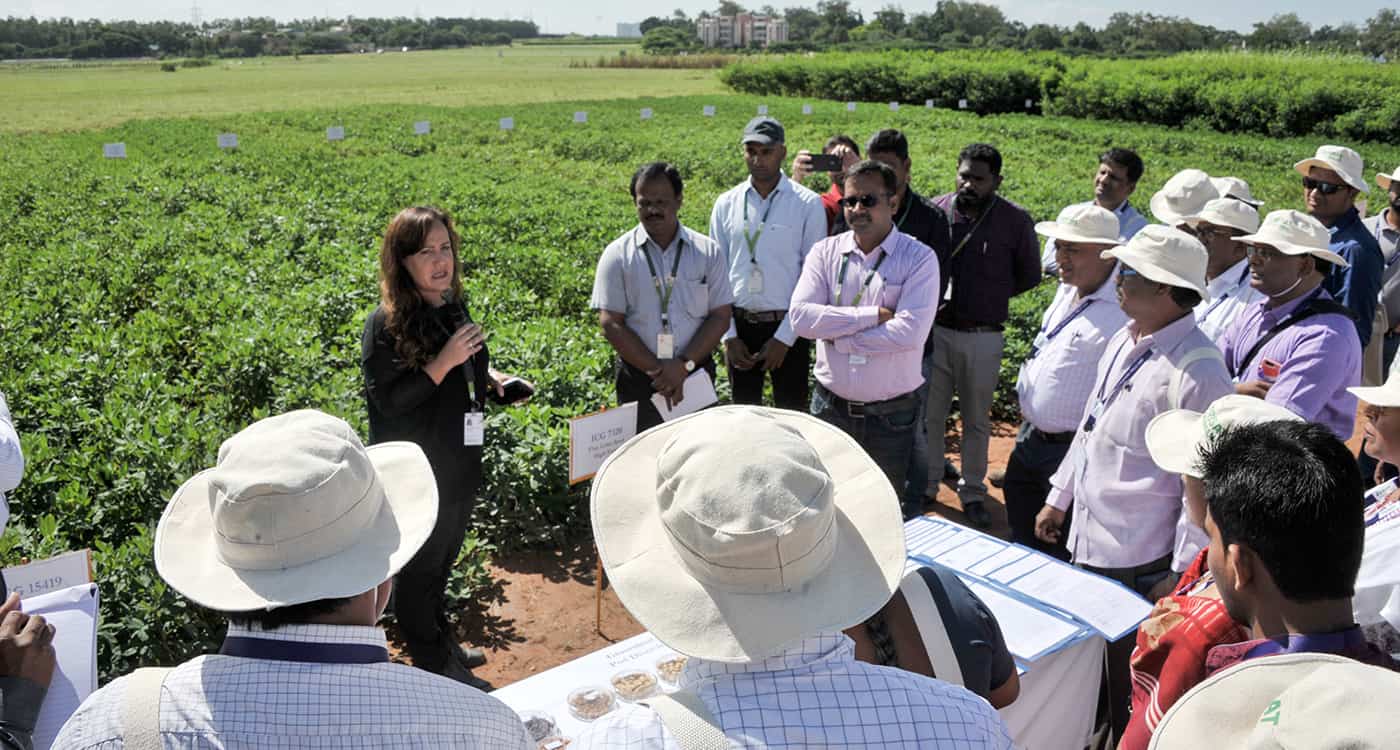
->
[698, 13, 787, 48]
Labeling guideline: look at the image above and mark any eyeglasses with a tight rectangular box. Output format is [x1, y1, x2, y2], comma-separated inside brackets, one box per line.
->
[839, 193, 889, 208]
[1302, 177, 1346, 195]
[1244, 245, 1285, 261]
[1195, 225, 1234, 241]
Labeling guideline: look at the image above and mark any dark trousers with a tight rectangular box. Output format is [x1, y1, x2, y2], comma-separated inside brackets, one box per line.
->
[616, 355, 718, 433]
[396, 468, 477, 673]
[1003, 423, 1073, 561]
[1081, 555, 1174, 745]
[901, 350, 933, 511]
[812, 383, 920, 515]
[729, 316, 812, 410]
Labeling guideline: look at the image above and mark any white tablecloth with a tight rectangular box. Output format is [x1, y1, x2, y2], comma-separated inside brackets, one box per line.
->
[999, 635, 1104, 750]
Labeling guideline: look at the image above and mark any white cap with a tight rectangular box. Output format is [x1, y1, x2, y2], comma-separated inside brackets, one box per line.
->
[1035, 204, 1121, 245]
[1186, 198, 1260, 235]
[1294, 144, 1369, 193]
[1101, 224, 1210, 298]
[1378, 166, 1400, 192]
[1349, 368, 1400, 407]
[1209, 176, 1263, 208]
[1146, 394, 1303, 479]
[1151, 169, 1220, 226]
[1235, 209, 1348, 267]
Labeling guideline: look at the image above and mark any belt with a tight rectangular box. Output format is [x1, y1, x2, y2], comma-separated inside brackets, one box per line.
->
[817, 383, 919, 418]
[734, 308, 787, 324]
[938, 321, 1004, 333]
[1031, 426, 1075, 444]
[1084, 553, 1172, 581]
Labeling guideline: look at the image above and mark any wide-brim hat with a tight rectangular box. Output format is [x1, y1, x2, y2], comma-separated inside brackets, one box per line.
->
[1209, 176, 1264, 208]
[1149, 652, 1400, 749]
[1349, 369, 1400, 407]
[1235, 209, 1349, 267]
[1035, 203, 1121, 245]
[1101, 224, 1211, 299]
[1378, 166, 1400, 191]
[1294, 144, 1369, 193]
[1186, 197, 1260, 235]
[1146, 395, 1303, 479]
[591, 405, 905, 663]
[1151, 169, 1219, 226]
[155, 410, 438, 611]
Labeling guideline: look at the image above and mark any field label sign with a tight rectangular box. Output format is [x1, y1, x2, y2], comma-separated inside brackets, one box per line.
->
[499, 117, 515, 131]
[889, 101, 899, 111]
[802, 104, 812, 115]
[326, 126, 345, 141]
[413, 120, 430, 135]
[926, 99, 935, 108]
[703, 105, 715, 117]
[959, 99, 969, 109]
[102, 143, 126, 159]
[1025, 99, 1034, 109]
[756, 104, 768, 115]
[846, 102, 856, 112]
[640, 107, 653, 120]
[217, 133, 238, 149]
[573, 111, 588, 123]
[568, 403, 638, 484]
[4, 549, 92, 599]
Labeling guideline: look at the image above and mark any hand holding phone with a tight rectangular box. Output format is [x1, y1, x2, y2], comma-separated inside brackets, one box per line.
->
[809, 153, 844, 172]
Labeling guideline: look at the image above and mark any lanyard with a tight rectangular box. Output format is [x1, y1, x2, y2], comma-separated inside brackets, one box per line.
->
[1083, 339, 1152, 432]
[894, 191, 913, 230]
[943, 195, 997, 261]
[641, 237, 685, 327]
[1200, 264, 1252, 321]
[834, 250, 888, 307]
[1041, 298, 1094, 341]
[220, 636, 390, 664]
[742, 189, 780, 264]
[1229, 287, 1324, 378]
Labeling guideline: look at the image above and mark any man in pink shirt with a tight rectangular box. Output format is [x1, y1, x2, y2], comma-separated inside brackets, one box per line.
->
[789, 160, 940, 519]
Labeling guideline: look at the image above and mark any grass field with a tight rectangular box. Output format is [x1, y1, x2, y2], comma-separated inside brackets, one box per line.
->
[0, 44, 726, 133]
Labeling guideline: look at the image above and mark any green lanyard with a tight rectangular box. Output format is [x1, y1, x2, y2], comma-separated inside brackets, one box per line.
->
[834, 250, 888, 307]
[641, 237, 685, 327]
[742, 189, 780, 265]
[894, 190, 913, 230]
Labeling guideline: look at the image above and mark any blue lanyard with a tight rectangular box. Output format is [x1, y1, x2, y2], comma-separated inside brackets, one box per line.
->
[1083, 340, 1152, 432]
[220, 636, 390, 664]
[1200, 264, 1251, 321]
[1029, 297, 1093, 359]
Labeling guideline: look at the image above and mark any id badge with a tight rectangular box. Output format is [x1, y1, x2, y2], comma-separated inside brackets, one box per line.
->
[463, 412, 485, 446]
[943, 277, 954, 302]
[656, 332, 675, 360]
[748, 266, 764, 294]
[849, 354, 868, 366]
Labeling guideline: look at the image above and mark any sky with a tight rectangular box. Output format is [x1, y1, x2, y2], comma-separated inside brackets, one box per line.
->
[2, 0, 1392, 37]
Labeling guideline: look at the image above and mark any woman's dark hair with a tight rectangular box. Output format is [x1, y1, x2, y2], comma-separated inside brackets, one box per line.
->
[1200, 421, 1365, 601]
[225, 596, 355, 631]
[377, 206, 462, 367]
[630, 161, 683, 199]
[864, 610, 899, 667]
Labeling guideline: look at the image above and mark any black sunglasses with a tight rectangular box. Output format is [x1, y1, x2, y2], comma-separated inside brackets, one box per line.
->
[839, 192, 890, 208]
[1302, 177, 1346, 196]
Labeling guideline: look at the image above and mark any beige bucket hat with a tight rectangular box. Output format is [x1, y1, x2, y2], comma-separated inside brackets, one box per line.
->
[1151, 169, 1220, 226]
[1378, 166, 1400, 192]
[1235, 209, 1349, 267]
[1209, 176, 1264, 208]
[1294, 144, 1369, 193]
[1149, 652, 1400, 750]
[591, 405, 906, 663]
[1186, 197, 1260, 234]
[155, 409, 438, 611]
[1146, 395, 1302, 479]
[1101, 224, 1210, 298]
[1035, 204, 1121, 245]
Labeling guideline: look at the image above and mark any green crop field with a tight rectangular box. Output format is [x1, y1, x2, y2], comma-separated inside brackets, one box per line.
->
[0, 44, 726, 133]
[5, 51, 1400, 680]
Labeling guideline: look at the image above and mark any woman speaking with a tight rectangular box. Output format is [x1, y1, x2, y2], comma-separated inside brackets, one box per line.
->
[361, 205, 526, 690]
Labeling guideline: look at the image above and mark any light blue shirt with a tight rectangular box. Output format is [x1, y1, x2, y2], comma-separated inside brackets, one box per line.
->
[1041, 199, 1149, 273]
[710, 174, 827, 346]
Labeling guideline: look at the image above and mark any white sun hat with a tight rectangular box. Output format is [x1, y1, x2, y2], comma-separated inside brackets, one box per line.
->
[1378, 166, 1400, 192]
[1101, 224, 1211, 298]
[1151, 169, 1220, 226]
[154, 409, 438, 611]
[1349, 368, 1400, 407]
[1146, 394, 1303, 479]
[1294, 144, 1369, 193]
[590, 405, 906, 663]
[1035, 203, 1121, 245]
[1148, 652, 1400, 750]
[1209, 176, 1264, 208]
[1185, 197, 1261, 234]
[1235, 209, 1349, 267]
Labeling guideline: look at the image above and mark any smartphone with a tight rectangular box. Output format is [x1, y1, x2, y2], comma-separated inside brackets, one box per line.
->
[810, 153, 844, 172]
[490, 377, 535, 405]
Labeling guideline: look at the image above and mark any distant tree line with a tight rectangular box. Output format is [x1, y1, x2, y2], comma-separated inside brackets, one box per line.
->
[0, 16, 539, 60]
[637, 1, 1400, 58]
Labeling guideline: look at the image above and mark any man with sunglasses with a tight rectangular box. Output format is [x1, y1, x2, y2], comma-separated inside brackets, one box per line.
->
[1295, 145, 1383, 349]
[1216, 209, 1360, 441]
[789, 160, 940, 519]
[1183, 198, 1264, 342]
[926, 143, 1040, 527]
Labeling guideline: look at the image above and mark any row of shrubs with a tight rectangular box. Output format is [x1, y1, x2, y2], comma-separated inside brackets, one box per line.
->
[721, 50, 1400, 144]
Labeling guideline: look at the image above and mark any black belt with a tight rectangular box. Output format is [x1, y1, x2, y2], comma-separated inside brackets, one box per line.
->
[734, 307, 787, 324]
[1083, 553, 1172, 581]
[817, 383, 918, 418]
[938, 321, 1004, 333]
[1031, 427, 1075, 444]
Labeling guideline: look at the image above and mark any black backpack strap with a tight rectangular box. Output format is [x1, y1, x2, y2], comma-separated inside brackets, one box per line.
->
[1229, 297, 1354, 379]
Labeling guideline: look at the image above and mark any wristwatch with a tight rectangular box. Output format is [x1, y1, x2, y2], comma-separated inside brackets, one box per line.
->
[681, 357, 696, 373]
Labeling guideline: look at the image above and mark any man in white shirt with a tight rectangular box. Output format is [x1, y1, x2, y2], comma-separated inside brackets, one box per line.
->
[0, 391, 21, 536]
[1005, 205, 1127, 559]
[1185, 198, 1263, 342]
[54, 410, 532, 749]
[711, 117, 827, 410]
[1041, 148, 1148, 274]
[578, 406, 1012, 749]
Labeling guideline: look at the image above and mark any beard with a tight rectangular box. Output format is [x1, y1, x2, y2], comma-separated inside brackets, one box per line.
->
[955, 189, 992, 214]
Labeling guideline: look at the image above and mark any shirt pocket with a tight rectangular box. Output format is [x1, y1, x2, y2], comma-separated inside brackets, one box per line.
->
[880, 283, 903, 310]
[682, 279, 711, 318]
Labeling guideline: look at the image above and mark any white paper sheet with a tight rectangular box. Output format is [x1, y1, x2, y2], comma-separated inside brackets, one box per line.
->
[23, 583, 99, 750]
[964, 579, 1084, 662]
[989, 554, 1048, 584]
[1010, 562, 1152, 641]
[650, 370, 718, 422]
[934, 537, 1007, 572]
[968, 546, 1030, 578]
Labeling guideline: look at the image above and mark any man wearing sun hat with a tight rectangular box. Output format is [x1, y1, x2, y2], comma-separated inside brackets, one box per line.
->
[1150, 169, 1219, 231]
[1185, 198, 1263, 342]
[1209, 176, 1264, 210]
[52, 410, 533, 749]
[1363, 166, 1400, 372]
[1296, 145, 1384, 348]
[1216, 209, 1361, 440]
[1003, 204, 1128, 558]
[1032, 224, 1233, 743]
[575, 406, 1013, 749]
